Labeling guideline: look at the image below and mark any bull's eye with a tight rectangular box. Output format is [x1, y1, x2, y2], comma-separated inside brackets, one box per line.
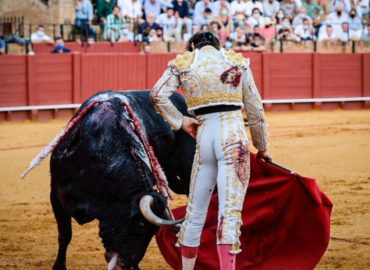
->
[139, 222, 145, 227]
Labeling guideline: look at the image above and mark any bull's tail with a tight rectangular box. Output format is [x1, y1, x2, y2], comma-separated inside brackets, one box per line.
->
[20, 100, 100, 179]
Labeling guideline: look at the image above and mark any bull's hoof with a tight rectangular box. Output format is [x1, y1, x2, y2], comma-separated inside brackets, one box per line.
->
[52, 263, 67, 270]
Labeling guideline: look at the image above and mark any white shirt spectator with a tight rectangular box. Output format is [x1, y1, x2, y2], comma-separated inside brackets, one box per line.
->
[331, 0, 351, 13]
[326, 11, 349, 35]
[193, 0, 215, 23]
[294, 24, 314, 39]
[31, 29, 53, 44]
[292, 13, 312, 27]
[118, 0, 143, 19]
[263, 0, 280, 17]
[247, 12, 266, 27]
[155, 13, 177, 30]
[231, 0, 248, 16]
[193, 10, 214, 26]
[318, 25, 338, 41]
[144, 0, 172, 18]
[245, 0, 264, 16]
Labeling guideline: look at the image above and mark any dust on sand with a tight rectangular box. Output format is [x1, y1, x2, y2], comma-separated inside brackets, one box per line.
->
[0, 110, 369, 269]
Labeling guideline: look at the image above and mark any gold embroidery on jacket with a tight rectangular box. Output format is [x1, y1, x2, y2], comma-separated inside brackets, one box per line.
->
[185, 91, 243, 108]
[169, 51, 195, 70]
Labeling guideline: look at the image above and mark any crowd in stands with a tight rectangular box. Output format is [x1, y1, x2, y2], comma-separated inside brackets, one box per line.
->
[0, 0, 370, 54]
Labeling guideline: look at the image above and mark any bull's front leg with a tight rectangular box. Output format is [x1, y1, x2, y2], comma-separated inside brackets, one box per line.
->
[50, 190, 72, 270]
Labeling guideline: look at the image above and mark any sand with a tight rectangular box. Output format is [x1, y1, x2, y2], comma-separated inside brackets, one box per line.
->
[0, 110, 369, 270]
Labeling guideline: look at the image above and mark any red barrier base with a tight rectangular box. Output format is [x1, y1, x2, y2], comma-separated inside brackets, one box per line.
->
[156, 154, 333, 270]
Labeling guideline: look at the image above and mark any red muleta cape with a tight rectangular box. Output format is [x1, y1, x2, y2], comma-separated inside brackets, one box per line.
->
[156, 154, 332, 270]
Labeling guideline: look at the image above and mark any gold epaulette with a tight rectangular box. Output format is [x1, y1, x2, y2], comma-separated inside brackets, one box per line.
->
[169, 51, 195, 71]
[223, 50, 250, 68]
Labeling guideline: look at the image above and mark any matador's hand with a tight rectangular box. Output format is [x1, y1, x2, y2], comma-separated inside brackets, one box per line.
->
[257, 150, 272, 162]
[181, 116, 202, 139]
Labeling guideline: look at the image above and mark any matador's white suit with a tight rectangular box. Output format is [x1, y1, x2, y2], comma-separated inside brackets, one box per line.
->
[151, 46, 268, 258]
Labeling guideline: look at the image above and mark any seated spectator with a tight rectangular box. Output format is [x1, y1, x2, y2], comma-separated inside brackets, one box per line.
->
[194, 0, 215, 24]
[330, 0, 351, 14]
[348, 8, 363, 39]
[231, 0, 248, 17]
[245, 0, 264, 16]
[294, 17, 315, 40]
[214, 0, 231, 16]
[149, 27, 165, 42]
[173, 0, 193, 37]
[250, 32, 267, 50]
[194, 7, 214, 27]
[230, 27, 248, 45]
[354, 0, 369, 17]
[280, 0, 299, 18]
[275, 9, 286, 26]
[318, 24, 339, 41]
[51, 37, 71, 54]
[0, 37, 5, 55]
[118, 0, 143, 21]
[138, 13, 161, 42]
[144, 0, 171, 18]
[210, 21, 222, 39]
[96, 0, 115, 30]
[75, 0, 97, 41]
[302, 0, 323, 20]
[263, 0, 280, 18]
[215, 6, 233, 44]
[326, 4, 349, 36]
[337, 22, 351, 41]
[105, 6, 133, 42]
[292, 7, 312, 27]
[259, 17, 277, 41]
[30, 25, 53, 44]
[201, 24, 211, 32]
[361, 24, 370, 41]
[247, 7, 266, 28]
[278, 26, 301, 41]
[155, 7, 181, 41]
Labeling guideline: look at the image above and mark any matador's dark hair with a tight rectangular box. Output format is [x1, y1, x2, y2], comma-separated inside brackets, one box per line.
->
[186, 31, 221, 52]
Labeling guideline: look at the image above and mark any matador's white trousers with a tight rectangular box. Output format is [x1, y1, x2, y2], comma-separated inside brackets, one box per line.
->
[177, 110, 250, 253]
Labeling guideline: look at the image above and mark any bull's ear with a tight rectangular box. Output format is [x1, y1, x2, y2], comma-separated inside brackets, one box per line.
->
[129, 199, 140, 218]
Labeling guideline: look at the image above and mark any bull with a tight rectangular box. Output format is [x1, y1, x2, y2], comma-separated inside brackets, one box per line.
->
[22, 91, 196, 270]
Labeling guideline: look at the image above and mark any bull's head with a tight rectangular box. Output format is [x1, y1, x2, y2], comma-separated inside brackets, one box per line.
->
[100, 192, 182, 270]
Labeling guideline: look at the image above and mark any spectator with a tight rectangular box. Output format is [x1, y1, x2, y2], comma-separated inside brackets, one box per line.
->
[0, 37, 5, 55]
[194, 0, 215, 24]
[326, 4, 349, 36]
[210, 21, 222, 39]
[194, 7, 214, 27]
[337, 22, 351, 41]
[201, 24, 211, 32]
[96, 0, 115, 26]
[263, 0, 280, 18]
[149, 27, 165, 41]
[75, 0, 97, 40]
[247, 7, 266, 28]
[278, 26, 301, 41]
[245, 0, 264, 17]
[292, 7, 312, 27]
[294, 17, 315, 40]
[280, 0, 299, 18]
[354, 0, 369, 18]
[105, 6, 133, 42]
[250, 32, 267, 50]
[172, 0, 193, 37]
[155, 7, 181, 41]
[275, 9, 286, 25]
[215, 5, 233, 44]
[259, 17, 276, 41]
[214, 0, 231, 16]
[318, 24, 338, 41]
[144, 0, 171, 18]
[361, 24, 370, 41]
[330, 0, 351, 14]
[348, 8, 363, 39]
[231, 0, 248, 17]
[302, 0, 324, 20]
[230, 26, 248, 45]
[118, 0, 143, 21]
[138, 13, 161, 42]
[30, 25, 53, 44]
[50, 37, 71, 54]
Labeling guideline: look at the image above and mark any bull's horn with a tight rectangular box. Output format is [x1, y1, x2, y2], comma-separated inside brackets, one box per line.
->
[107, 253, 118, 270]
[139, 195, 184, 226]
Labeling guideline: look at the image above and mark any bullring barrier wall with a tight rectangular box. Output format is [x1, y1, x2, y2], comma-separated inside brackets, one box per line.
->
[0, 52, 369, 121]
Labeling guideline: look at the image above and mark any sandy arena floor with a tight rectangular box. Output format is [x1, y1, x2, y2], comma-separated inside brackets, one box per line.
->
[0, 110, 369, 270]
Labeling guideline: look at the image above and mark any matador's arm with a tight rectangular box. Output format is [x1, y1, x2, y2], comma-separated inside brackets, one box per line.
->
[150, 67, 184, 130]
[241, 66, 269, 151]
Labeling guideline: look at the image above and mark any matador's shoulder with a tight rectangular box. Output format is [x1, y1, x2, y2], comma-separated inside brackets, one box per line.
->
[222, 49, 250, 69]
[168, 51, 195, 71]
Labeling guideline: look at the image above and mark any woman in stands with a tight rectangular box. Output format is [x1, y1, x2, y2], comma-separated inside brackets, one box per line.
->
[151, 32, 271, 270]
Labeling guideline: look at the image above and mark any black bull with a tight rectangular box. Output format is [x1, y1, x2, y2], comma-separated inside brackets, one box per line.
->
[50, 90, 195, 270]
